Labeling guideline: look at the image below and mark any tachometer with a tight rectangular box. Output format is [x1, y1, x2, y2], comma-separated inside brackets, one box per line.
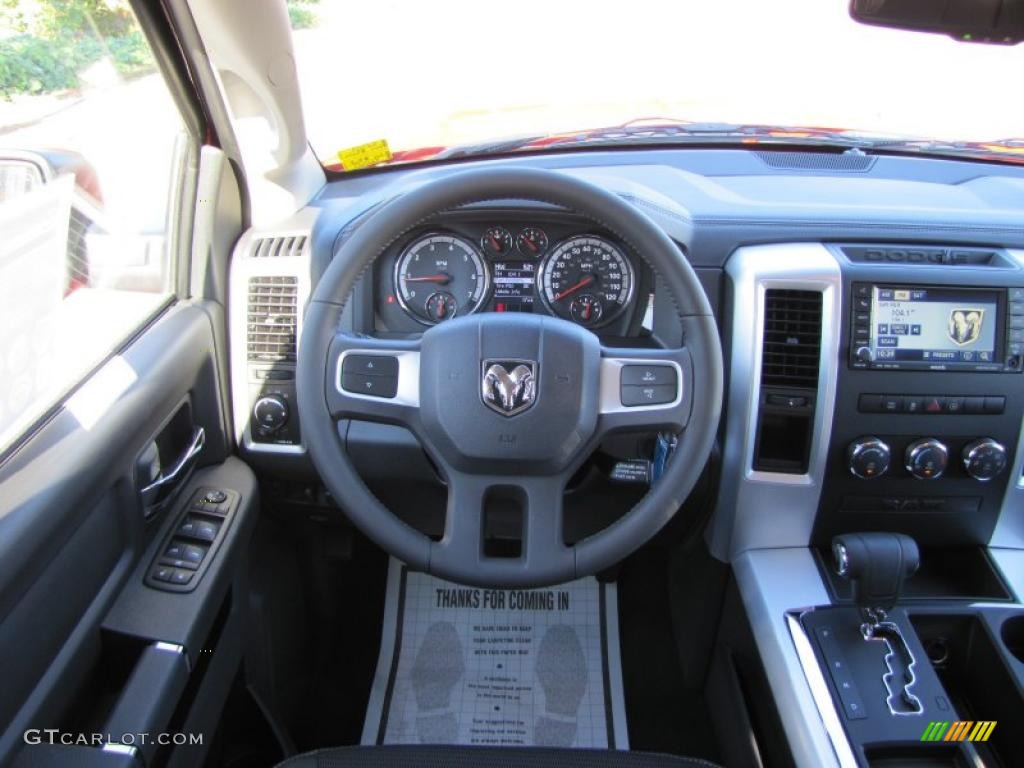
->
[395, 233, 489, 324]
[538, 236, 634, 326]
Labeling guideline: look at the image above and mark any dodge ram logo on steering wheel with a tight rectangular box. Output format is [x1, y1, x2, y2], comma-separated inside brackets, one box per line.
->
[481, 360, 537, 416]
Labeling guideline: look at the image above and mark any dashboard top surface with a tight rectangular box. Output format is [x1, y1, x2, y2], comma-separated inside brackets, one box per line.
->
[311, 148, 1024, 269]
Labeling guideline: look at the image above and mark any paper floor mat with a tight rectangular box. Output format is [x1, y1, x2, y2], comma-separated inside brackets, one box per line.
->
[361, 558, 629, 749]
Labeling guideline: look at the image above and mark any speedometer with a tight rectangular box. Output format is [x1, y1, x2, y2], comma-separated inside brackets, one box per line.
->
[394, 233, 489, 324]
[537, 236, 634, 327]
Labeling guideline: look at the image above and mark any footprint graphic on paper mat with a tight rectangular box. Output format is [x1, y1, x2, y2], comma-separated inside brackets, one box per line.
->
[534, 624, 587, 747]
[411, 621, 464, 743]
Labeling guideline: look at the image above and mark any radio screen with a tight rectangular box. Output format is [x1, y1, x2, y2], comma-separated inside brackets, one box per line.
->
[492, 261, 536, 313]
[870, 286, 999, 364]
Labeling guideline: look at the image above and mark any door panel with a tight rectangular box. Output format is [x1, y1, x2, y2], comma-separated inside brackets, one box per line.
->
[0, 301, 250, 765]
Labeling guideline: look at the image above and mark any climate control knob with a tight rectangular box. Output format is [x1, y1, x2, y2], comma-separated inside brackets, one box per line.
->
[848, 437, 891, 479]
[905, 438, 948, 480]
[962, 438, 1008, 482]
[253, 395, 289, 433]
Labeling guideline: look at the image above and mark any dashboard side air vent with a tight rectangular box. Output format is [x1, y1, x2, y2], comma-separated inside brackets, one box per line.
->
[754, 289, 823, 474]
[755, 151, 875, 172]
[246, 276, 298, 363]
[761, 289, 823, 389]
[252, 235, 307, 258]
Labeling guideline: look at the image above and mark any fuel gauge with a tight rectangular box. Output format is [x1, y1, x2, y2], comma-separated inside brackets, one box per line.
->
[516, 227, 548, 257]
[425, 291, 458, 322]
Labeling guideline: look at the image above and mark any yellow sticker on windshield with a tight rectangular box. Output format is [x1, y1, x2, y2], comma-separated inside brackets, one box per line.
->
[337, 139, 392, 171]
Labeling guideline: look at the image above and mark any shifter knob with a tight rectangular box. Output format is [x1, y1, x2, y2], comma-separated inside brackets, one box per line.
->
[832, 532, 920, 612]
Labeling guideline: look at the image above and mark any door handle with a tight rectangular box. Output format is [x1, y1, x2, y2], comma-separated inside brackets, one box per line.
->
[140, 426, 205, 510]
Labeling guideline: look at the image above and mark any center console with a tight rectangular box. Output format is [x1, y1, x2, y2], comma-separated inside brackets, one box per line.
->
[813, 248, 1024, 548]
[791, 532, 1024, 768]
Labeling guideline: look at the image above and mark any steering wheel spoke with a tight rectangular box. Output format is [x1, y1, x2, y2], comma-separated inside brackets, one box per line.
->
[433, 470, 572, 586]
[597, 345, 693, 435]
[324, 332, 421, 425]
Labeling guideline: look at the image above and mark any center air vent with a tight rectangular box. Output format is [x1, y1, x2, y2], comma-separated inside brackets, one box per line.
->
[761, 289, 823, 389]
[252, 235, 307, 258]
[247, 276, 298, 363]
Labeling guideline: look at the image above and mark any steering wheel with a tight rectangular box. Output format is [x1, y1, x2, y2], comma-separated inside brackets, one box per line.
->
[297, 168, 722, 587]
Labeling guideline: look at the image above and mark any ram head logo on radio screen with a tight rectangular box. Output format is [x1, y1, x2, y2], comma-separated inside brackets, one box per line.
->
[948, 309, 984, 346]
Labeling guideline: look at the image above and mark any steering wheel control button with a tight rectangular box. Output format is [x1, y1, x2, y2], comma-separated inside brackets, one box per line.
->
[847, 437, 891, 479]
[620, 364, 677, 387]
[905, 438, 949, 480]
[343, 354, 399, 378]
[342, 372, 398, 398]
[621, 383, 676, 407]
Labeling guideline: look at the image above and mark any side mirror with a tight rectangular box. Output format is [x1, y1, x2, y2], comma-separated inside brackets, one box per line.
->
[851, 0, 1024, 45]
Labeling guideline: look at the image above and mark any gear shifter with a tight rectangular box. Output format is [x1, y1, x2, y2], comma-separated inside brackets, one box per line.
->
[832, 531, 919, 620]
[831, 532, 923, 715]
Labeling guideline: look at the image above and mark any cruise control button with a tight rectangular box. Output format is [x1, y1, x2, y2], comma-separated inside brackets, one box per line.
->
[341, 373, 398, 398]
[342, 354, 399, 378]
[621, 364, 677, 387]
[621, 384, 676, 407]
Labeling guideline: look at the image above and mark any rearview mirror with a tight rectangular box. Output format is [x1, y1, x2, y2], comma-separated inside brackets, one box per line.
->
[851, 0, 1024, 44]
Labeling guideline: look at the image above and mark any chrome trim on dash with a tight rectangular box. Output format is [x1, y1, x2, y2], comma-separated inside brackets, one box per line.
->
[708, 243, 843, 560]
[733, 548, 843, 768]
[991, 245, 1024, 548]
[229, 216, 318, 456]
[787, 611, 860, 768]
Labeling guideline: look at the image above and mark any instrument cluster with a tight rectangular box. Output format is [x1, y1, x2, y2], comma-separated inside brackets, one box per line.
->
[378, 216, 645, 334]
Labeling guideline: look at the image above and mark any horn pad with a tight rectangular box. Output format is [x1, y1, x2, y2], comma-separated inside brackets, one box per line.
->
[418, 313, 601, 473]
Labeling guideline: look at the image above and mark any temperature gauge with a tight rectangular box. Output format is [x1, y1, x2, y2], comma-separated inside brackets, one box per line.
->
[481, 226, 512, 257]
[570, 294, 604, 325]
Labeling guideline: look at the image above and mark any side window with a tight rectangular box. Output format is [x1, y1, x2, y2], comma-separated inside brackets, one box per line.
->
[0, 1, 186, 451]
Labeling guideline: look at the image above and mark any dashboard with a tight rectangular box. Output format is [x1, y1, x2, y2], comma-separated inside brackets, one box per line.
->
[371, 211, 653, 337]
[229, 147, 1024, 564]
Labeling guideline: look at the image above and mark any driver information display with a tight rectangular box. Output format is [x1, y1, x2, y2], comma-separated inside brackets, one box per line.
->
[870, 286, 998, 364]
[492, 261, 536, 313]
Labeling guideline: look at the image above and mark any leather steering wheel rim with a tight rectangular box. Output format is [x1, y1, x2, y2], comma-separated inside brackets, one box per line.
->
[297, 167, 722, 587]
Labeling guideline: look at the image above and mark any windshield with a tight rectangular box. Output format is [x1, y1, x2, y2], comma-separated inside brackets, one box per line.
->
[289, 0, 1024, 169]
